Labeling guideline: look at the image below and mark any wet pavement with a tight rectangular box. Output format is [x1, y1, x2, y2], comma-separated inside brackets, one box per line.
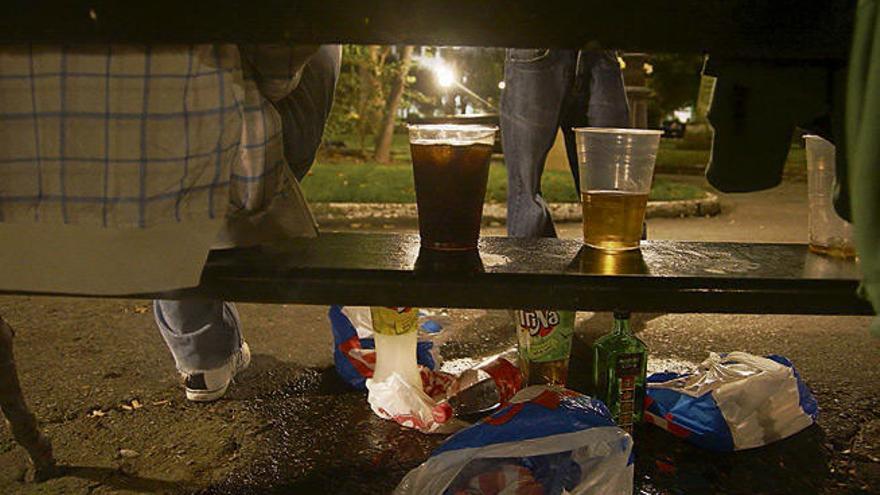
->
[2, 177, 880, 494]
[199, 310, 879, 495]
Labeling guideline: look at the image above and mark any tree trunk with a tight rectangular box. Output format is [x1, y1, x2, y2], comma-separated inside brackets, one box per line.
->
[355, 46, 382, 153]
[374, 46, 414, 164]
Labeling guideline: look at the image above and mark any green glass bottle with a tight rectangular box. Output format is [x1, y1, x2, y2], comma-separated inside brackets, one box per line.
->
[592, 311, 647, 434]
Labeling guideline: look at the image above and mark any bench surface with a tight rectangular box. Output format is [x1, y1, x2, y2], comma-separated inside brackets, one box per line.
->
[81, 233, 870, 315]
[1, 1, 854, 60]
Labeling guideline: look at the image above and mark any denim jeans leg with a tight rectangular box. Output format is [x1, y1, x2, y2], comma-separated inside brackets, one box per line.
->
[501, 49, 577, 238]
[561, 50, 631, 190]
[276, 44, 343, 181]
[584, 50, 630, 129]
[154, 300, 243, 374]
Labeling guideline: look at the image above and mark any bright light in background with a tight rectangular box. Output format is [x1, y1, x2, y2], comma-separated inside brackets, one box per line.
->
[498, 81, 506, 90]
[435, 64, 456, 88]
[674, 107, 693, 123]
[412, 51, 499, 110]
[414, 54, 457, 90]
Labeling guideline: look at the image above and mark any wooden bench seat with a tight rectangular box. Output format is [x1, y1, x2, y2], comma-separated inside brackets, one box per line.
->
[8, 233, 863, 315]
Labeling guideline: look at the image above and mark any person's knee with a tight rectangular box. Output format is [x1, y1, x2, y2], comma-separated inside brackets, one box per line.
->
[304, 45, 342, 108]
[316, 45, 342, 85]
[279, 44, 342, 180]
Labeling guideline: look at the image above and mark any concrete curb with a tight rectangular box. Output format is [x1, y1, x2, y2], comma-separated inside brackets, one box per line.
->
[311, 192, 721, 226]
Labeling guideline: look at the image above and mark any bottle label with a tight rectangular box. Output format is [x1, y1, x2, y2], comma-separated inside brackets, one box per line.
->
[371, 307, 419, 335]
[516, 310, 575, 363]
[615, 352, 643, 432]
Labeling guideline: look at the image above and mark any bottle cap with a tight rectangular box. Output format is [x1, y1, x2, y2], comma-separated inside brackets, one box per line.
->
[432, 402, 453, 424]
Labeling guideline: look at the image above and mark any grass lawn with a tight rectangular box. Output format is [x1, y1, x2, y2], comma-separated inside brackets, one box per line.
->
[306, 134, 718, 203]
[330, 133, 808, 178]
[301, 160, 706, 203]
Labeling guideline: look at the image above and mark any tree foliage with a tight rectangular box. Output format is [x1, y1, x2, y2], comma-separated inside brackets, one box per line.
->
[647, 54, 705, 123]
[325, 45, 423, 154]
[325, 46, 505, 151]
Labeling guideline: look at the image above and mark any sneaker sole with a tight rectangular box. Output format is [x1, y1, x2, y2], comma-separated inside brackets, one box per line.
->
[186, 383, 230, 402]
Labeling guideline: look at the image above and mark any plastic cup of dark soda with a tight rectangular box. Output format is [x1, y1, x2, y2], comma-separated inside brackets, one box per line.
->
[408, 124, 497, 251]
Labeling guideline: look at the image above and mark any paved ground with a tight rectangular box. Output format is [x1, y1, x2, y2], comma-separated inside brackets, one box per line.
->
[1, 176, 878, 494]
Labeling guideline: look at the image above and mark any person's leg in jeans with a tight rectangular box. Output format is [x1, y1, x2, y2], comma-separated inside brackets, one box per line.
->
[154, 46, 341, 402]
[501, 49, 578, 238]
[560, 50, 630, 191]
[154, 301, 243, 372]
[277, 45, 343, 181]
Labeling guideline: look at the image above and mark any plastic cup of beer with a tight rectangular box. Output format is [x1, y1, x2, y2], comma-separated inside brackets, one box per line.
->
[574, 128, 662, 252]
[804, 135, 855, 258]
[408, 124, 497, 251]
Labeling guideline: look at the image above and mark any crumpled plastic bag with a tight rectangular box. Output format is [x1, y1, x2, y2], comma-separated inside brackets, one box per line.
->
[366, 372, 462, 434]
[367, 357, 519, 434]
[329, 305, 439, 390]
[645, 352, 819, 451]
[396, 386, 634, 494]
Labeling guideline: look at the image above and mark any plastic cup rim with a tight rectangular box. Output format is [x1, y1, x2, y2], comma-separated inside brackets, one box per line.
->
[572, 127, 663, 136]
[407, 123, 499, 133]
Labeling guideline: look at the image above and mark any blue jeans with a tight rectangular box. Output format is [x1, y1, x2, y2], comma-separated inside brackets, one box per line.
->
[155, 45, 341, 373]
[501, 49, 629, 238]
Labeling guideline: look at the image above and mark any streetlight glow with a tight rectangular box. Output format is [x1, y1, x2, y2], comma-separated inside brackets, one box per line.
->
[436, 64, 456, 88]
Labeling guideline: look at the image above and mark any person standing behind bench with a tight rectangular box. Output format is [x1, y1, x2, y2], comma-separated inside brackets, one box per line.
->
[501, 48, 630, 238]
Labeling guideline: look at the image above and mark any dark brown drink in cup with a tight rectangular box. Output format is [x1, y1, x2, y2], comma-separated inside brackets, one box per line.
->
[409, 125, 496, 251]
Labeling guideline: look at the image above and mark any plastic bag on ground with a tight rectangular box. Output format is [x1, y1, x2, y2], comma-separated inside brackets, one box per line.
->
[368, 357, 520, 434]
[366, 369, 467, 433]
[395, 386, 634, 495]
[329, 305, 438, 390]
[332, 305, 520, 433]
[645, 352, 819, 451]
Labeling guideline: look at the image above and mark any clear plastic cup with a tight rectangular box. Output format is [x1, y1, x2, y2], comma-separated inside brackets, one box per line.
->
[408, 124, 497, 251]
[574, 128, 662, 251]
[804, 135, 855, 259]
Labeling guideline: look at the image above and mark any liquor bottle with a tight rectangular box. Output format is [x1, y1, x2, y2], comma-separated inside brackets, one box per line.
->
[516, 310, 576, 386]
[592, 311, 647, 433]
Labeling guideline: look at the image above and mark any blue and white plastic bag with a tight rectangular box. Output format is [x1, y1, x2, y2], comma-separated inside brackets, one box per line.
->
[328, 305, 438, 390]
[396, 386, 634, 495]
[645, 352, 819, 451]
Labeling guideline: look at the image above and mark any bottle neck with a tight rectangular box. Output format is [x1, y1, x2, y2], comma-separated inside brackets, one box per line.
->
[612, 315, 631, 336]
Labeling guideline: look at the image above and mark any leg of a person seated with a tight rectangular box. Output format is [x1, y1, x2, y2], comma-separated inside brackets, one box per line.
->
[152, 45, 341, 402]
[276, 44, 343, 181]
[154, 300, 250, 402]
[501, 49, 577, 239]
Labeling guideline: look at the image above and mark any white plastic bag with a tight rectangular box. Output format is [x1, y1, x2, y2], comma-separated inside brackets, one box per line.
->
[646, 352, 818, 451]
[366, 372, 453, 433]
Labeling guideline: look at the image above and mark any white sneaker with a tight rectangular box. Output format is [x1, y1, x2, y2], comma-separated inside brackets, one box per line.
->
[183, 342, 251, 402]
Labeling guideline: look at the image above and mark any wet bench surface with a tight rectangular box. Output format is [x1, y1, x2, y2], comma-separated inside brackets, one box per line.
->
[74, 233, 873, 315]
